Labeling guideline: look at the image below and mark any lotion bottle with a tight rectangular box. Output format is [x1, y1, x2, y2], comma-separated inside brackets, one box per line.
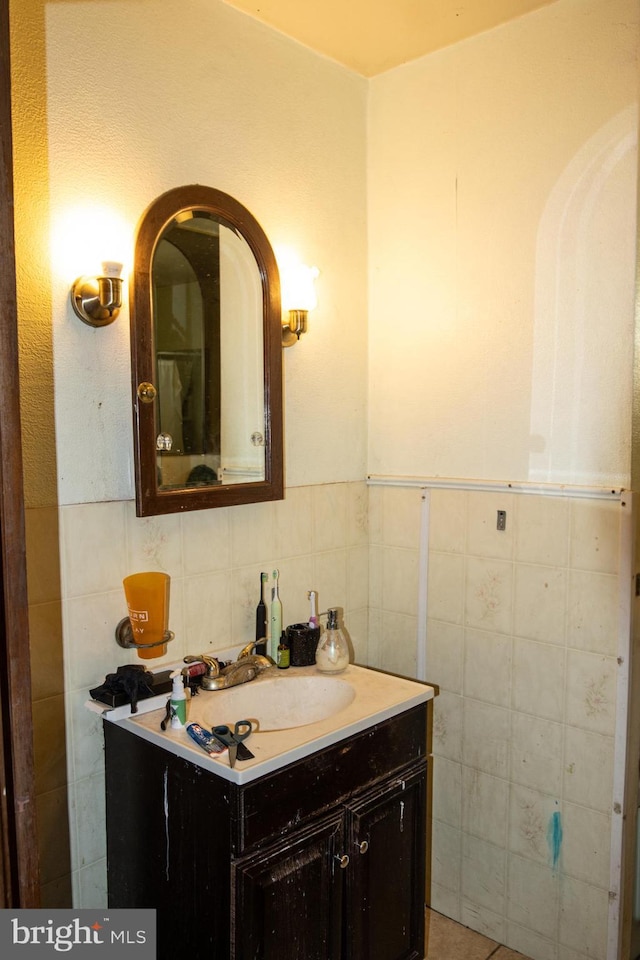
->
[169, 670, 187, 728]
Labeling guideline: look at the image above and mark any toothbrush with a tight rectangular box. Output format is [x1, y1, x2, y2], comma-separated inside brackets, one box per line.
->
[256, 572, 268, 645]
[308, 590, 318, 628]
[270, 569, 282, 662]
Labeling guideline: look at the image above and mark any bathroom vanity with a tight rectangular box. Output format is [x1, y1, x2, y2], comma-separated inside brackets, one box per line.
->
[101, 665, 434, 960]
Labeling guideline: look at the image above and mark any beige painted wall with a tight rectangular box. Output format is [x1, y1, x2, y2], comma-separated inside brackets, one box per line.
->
[367, 3, 638, 958]
[42, 0, 368, 506]
[368, 0, 638, 487]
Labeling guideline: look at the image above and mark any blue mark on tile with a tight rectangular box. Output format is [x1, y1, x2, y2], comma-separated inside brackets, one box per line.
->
[547, 809, 563, 869]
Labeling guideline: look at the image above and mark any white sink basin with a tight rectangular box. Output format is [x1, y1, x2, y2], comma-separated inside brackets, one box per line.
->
[192, 674, 355, 731]
[101, 664, 434, 784]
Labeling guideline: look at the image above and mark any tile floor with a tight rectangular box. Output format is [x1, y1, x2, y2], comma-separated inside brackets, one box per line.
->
[425, 910, 533, 960]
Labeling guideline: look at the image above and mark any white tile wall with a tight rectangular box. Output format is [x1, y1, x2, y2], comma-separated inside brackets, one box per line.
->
[421, 486, 622, 960]
[61, 478, 624, 960]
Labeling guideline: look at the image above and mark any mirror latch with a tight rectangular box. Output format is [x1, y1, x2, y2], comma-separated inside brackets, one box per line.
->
[137, 382, 157, 403]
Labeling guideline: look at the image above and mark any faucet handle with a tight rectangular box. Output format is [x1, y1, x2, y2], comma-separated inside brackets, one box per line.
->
[183, 655, 221, 678]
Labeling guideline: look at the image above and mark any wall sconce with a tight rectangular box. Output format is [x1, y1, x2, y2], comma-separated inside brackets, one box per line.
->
[70, 260, 123, 327]
[279, 258, 319, 348]
[282, 308, 309, 347]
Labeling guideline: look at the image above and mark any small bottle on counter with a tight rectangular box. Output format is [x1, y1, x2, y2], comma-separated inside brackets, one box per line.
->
[315, 608, 349, 674]
[169, 671, 187, 728]
[277, 632, 290, 669]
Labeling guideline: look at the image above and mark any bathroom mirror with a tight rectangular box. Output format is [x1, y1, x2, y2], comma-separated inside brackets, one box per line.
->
[130, 185, 283, 516]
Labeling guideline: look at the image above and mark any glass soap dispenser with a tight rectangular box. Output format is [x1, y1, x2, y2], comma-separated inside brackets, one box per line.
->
[315, 607, 349, 674]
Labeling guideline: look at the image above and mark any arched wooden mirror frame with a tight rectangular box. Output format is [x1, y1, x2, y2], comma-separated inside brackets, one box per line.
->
[130, 185, 283, 516]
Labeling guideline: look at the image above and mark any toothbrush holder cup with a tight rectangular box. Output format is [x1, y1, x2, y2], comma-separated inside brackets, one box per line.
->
[286, 623, 320, 667]
[123, 572, 170, 660]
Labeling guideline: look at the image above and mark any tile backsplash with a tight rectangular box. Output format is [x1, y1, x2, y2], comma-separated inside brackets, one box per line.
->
[37, 479, 625, 960]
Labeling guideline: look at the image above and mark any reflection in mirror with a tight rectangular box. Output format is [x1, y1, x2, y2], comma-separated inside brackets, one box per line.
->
[131, 186, 283, 515]
[153, 213, 264, 488]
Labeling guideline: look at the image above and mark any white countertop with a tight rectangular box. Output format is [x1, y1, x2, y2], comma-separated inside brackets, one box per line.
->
[94, 664, 434, 785]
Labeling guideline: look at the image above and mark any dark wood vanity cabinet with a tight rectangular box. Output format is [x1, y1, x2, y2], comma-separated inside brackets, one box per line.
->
[234, 763, 426, 960]
[344, 763, 426, 960]
[104, 703, 429, 960]
[233, 810, 345, 959]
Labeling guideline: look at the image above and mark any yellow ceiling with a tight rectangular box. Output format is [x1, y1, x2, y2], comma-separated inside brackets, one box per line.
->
[221, 0, 558, 76]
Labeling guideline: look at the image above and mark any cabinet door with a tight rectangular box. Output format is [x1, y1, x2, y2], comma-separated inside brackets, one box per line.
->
[345, 764, 427, 960]
[232, 811, 345, 960]
[105, 722, 233, 958]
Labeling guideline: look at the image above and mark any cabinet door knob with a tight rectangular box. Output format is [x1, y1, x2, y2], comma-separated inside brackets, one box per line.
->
[335, 853, 350, 869]
[356, 840, 369, 854]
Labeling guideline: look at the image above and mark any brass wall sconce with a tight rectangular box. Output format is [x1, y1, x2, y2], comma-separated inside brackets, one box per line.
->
[71, 260, 123, 327]
[282, 308, 309, 347]
[279, 257, 319, 348]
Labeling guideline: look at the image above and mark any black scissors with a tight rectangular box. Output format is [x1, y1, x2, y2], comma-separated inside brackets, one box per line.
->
[211, 720, 253, 767]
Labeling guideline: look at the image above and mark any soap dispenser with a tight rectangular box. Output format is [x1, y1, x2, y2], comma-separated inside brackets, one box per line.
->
[315, 608, 349, 674]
